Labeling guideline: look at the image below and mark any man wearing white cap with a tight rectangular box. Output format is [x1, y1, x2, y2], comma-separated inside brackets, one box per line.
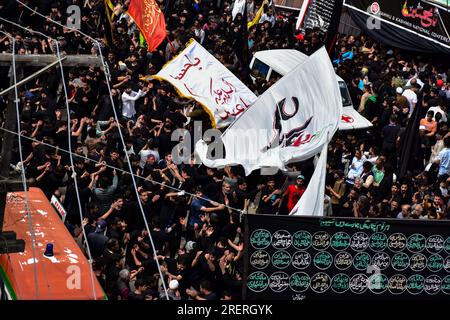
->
[395, 87, 409, 112]
[164, 280, 181, 300]
[402, 83, 420, 116]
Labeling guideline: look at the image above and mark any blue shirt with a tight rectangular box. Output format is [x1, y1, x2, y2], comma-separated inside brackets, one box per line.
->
[358, 79, 364, 91]
[438, 148, 450, 176]
[189, 196, 209, 227]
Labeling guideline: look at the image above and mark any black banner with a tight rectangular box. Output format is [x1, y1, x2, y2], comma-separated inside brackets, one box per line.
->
[300, 0, 344, 50]
[244, 214, 450, 300]
[344, 0, 450, 54]
[302, 0, 337, 31]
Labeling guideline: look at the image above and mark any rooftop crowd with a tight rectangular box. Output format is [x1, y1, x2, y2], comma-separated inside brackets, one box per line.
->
[0, 0, 450, 300]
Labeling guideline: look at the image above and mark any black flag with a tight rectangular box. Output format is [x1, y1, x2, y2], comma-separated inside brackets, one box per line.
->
[398, 93, 423, 178]
[324, 0, 343, 53]
[233, 4, 250, 80]
[299, 0, 344, 53]
[102, 0, 115, 47]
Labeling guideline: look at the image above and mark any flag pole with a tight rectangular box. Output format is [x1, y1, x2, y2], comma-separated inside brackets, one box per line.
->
[166, 35, 176, 54]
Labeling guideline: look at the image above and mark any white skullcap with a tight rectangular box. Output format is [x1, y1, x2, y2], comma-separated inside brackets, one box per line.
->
[169, 280, 179, 290]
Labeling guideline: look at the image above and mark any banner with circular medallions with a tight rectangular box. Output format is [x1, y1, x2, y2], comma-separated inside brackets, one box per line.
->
[245, 215, 450, 299]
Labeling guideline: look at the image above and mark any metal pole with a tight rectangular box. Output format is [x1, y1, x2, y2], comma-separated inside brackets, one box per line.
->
[0, 57, 65, 96]
[0, 53, 102, 67]
[0, 64, 21, 231]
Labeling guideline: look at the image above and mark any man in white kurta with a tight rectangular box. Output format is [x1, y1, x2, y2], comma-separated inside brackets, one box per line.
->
[121, 86, 147, 120]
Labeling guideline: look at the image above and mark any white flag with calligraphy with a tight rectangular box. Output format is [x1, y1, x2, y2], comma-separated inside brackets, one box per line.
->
[195, 47, 342, 175]
[154, 39, 257, 128]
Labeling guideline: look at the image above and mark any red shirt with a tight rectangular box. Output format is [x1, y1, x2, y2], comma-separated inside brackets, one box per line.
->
[285, 185, 306, 212]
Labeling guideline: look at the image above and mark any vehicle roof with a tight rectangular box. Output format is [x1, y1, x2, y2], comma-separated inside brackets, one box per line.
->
[0, 188, 105, 300]
[253, 49, 345, 82]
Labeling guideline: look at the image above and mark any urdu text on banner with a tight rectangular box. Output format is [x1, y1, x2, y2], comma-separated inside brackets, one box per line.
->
[154, 39, 258, 128]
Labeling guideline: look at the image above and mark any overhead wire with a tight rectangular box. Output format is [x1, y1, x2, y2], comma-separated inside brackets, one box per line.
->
[10, 1, 172, 298]
[0, 30, 40, 299]
[11, 0, 248, 228]
[0, 15, 245, 213]
[54, 32, 99, 301]
[0, 126, 245, 214]
[0, 18, 97, 299]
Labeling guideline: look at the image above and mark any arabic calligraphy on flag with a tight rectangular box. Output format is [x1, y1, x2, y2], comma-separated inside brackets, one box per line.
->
[154, 39, 258, 128]
[127, 0, 166, 52]
[195, 47, 342, 175]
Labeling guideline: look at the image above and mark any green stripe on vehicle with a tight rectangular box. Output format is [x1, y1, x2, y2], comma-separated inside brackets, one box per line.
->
[0, 264, 17, 300]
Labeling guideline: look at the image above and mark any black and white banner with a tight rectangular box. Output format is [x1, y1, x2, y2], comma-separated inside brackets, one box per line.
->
[196, 47, 341, 176]
[296, 0, 344, 49]
[344, 0, 450, 54]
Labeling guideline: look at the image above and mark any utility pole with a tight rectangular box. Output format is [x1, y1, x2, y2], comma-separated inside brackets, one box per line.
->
[0, 63, 25, 254]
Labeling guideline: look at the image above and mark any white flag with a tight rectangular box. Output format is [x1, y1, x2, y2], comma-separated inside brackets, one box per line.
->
[232, 0, 247, 21]
[290, 143, 329, 216]
[295, 0, 310, 30]
[195, 47, 342, 176]
[154, 39, 257, 128]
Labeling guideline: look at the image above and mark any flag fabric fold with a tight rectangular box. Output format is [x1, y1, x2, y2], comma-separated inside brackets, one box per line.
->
[153, 39, 258, 128]
[195, 47, 342, 175]
[290, 143, 329, 216]
[127, 0, 166, 52]
[248, 0, 267, 29]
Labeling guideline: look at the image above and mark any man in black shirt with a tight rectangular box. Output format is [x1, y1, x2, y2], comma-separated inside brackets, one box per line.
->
[87, 219, 109, 259]
[128, 279, 147, 300]
[381, 115, 400, 166]
[151, 217, 169, 254]
[348, 77, 363, 109]
[221, 212, 240, 243]
[186, 279, 218, 300]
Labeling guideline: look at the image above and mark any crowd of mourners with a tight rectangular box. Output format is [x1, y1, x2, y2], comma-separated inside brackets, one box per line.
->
[0, 0, 450, 300]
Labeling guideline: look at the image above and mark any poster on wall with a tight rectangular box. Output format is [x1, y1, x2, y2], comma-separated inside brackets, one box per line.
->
[301, 0, 337, 31]
[297, 0, 344, 49]
[244, 214, 450, 300]
[344, 0, 450, 54]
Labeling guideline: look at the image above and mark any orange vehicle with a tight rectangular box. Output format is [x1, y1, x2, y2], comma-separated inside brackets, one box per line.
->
[0, 188, 105, 300]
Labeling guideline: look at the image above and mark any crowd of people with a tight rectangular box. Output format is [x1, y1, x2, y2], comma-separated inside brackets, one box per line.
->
[0, 0, 450, 300]
[327, 35, 450, 220]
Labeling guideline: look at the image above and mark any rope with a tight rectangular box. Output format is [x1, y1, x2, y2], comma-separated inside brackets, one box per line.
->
[54, 37, 98, 300]
[0, 30, 40, 299]
[0, 19, 98, 300]
[0, 14, 246, 214]
[0, 127, 246, 214]
[8, 0, 246, 209]
[10, 2, 174, 297]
